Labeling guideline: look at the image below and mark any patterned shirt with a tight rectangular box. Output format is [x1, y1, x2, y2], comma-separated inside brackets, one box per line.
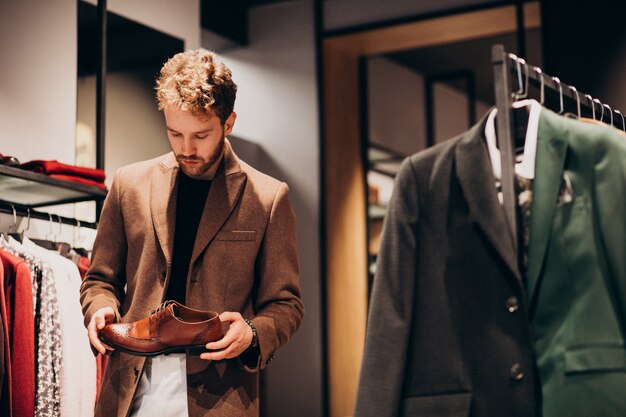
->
[0, 238, 62, 417]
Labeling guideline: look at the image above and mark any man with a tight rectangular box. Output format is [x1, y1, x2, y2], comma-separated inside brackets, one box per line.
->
[80, 49, 304, 417]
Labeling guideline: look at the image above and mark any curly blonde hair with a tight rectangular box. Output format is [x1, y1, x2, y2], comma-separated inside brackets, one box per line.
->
[155, 49, 237, 123]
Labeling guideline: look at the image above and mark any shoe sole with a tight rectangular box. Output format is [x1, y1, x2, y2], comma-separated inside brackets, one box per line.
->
[98, 335, 208, 357]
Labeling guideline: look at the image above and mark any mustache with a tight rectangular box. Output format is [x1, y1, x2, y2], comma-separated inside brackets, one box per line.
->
[176, 155, 204, 162]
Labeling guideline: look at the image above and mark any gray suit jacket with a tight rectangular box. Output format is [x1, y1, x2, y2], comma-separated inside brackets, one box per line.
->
[355, 113, 540, 417]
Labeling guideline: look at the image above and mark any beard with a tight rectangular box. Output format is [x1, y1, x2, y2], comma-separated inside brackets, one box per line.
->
[176, 136, 225, 177]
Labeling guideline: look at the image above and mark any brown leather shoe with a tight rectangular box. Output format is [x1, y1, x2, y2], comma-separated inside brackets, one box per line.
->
[99, 301, 223, 356]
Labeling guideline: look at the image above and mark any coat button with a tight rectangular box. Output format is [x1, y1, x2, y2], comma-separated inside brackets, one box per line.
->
[509, 363, 525, 381]
[506, 296, 519, 313]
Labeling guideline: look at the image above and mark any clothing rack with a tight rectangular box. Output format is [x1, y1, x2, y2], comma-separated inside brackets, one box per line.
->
[0, 201, 98, 230]
[491, 43, 625, 254]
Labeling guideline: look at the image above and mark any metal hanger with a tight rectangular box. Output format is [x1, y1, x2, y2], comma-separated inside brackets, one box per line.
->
[615, 110, 626, 132]
[552, 77, 564, 114]
[568, 86, 581, 118]
[8, 204, 18, 235]
[510, 54, 524, 99]
[535, 67, 545, 104]
[73, 220, 81, 249]
[8, 205, 30, 243]
[511, 55, 529, 100]
[45, 213, 55, 241]
[593, 99, 604, 122]
[585, 94, 595, 119]
[603, 104, 613, 127]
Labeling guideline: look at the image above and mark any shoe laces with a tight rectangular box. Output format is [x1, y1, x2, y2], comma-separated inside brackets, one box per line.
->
[148, 300, 174, 325]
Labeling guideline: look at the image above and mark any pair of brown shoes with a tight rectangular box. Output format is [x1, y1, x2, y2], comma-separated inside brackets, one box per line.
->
[99, 301, 223, 356]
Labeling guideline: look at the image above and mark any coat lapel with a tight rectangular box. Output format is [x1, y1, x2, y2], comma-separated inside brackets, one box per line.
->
[526, 110, 567, 311]
[189, 139, 247, 273]
[456, 116, 522, 283]
[150, 152, 179, 266]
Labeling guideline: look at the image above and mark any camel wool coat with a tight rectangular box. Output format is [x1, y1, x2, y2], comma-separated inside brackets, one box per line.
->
[80, 139, 304, 417]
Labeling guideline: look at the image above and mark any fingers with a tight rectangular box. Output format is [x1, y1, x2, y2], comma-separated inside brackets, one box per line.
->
[200, 312, 252, 361]
[218, 311, 241, 323]
[88, 321, 107, 355]
[88, 307, 116, 355]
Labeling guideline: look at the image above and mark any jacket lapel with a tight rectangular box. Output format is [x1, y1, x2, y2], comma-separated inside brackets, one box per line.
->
[456, 116, 522, 283]
[526, 110, 567, 312]
[189, 139, 247, 273]
[150, 152, 179, 266]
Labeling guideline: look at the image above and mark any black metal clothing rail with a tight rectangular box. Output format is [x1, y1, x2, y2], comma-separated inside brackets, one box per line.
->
[491, 43, 625, 255]
[0, 201, 98, 230]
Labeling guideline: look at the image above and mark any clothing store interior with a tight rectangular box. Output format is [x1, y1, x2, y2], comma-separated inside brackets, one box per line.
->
[1, 0, 625, 416]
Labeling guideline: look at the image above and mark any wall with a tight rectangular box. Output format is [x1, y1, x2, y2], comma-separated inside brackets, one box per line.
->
[541, 0, 626, 115]
[0, 0, 77, 163]
[210, 1, 323, 416]
[0, 0, 80, 239]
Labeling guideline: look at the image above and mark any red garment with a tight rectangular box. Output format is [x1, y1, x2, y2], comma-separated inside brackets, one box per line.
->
[95, 354, 108, 403]
[49, 174, 108, 190]
[20, 160, 105, 182]
[0, 257, 13, 417]
[0, 250, 35, 417]
[77, 256, 90, 279]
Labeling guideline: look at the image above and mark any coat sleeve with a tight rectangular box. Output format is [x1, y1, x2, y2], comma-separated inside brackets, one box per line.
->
[354, 157, 420, 417]
[80, 169, 128, 327]
[594, 130, 626, 334]
[239, 182, 304, 372]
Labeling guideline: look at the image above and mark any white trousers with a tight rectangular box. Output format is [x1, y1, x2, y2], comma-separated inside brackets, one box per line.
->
[129, 353, 189, 417]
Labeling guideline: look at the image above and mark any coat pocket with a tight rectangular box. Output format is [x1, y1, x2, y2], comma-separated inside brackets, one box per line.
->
[564, 345, 626, 374]
[401, 392, 471, 417]
[214, 230, 257, 241]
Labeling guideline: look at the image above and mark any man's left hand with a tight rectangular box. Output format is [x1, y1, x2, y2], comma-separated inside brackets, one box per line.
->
[200, 311, 253, 361]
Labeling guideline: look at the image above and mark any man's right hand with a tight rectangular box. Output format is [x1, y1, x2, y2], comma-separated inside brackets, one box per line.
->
[87, 307, 116, 355]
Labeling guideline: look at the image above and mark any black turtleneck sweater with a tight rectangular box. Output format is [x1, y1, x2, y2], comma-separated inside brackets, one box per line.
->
[165, 171, 211, 304]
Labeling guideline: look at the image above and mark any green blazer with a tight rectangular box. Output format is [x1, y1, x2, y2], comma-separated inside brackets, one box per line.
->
[528, 108, 626, 417]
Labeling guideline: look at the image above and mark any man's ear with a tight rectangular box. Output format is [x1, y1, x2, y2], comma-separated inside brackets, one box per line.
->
[224, 112, 237, 135]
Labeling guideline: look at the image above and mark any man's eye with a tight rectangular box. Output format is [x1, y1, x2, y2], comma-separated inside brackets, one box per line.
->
[170, 132, 181, 137]
[196, 135, 208, 139]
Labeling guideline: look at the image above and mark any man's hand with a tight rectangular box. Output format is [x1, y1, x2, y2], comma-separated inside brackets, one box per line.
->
[200, 312, 253, 361]
[87, 306, 116, 355]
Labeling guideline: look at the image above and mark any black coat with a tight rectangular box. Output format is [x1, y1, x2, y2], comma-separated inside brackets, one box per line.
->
[355, 114, 540, 417]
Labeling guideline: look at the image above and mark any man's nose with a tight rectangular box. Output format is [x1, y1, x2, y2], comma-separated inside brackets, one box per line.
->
[181, 137, 195, 156]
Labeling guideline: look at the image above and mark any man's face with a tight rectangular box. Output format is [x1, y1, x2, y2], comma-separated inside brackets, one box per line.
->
[164, 108, 236, 179]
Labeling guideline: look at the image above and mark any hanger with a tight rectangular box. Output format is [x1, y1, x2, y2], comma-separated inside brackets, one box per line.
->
[535, 67, 545, 105]
[8, 206, 30, 243]
[54, 215, 71, 256]
[585, 94, 595, 120]
[0, 205, 18, 242]
[31, 213, 59, 251]
[566, 86, 581, 119]
[484, 55, 539, 180]
[552, 77, 564, 114]
[615, 110, 626, 132]
[603, 104, 613, 127]
[593, 98, 604, 122]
